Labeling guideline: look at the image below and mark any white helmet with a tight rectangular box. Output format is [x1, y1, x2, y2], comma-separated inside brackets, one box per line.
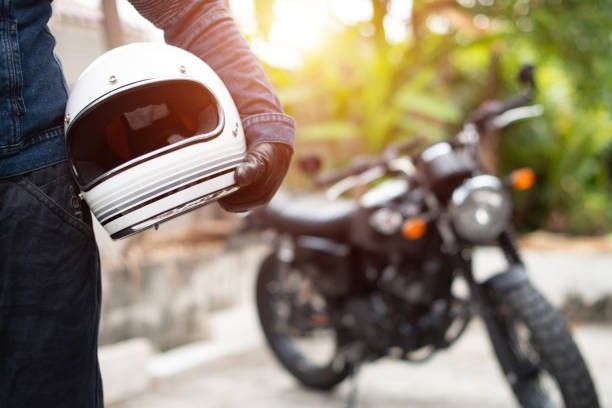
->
[65, 42, 246, 240]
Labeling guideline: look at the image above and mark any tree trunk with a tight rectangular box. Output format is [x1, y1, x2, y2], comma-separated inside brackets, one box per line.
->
[479, 51, 501, 174]
[101, 0, 124, 50]
[371, 0, 389, 51]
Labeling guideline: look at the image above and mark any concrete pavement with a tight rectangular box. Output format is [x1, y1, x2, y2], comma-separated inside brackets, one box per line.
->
[113, 322, 612, 407]
[106, 247, 612, 407]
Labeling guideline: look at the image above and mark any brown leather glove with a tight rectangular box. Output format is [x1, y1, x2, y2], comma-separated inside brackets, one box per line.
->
[219, 142, 293, 212]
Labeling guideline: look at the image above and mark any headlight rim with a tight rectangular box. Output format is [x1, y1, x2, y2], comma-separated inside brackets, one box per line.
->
[449, 175, 512, 244]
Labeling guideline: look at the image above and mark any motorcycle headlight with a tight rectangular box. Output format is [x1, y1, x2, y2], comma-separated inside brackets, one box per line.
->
[449, 175, 512, 243]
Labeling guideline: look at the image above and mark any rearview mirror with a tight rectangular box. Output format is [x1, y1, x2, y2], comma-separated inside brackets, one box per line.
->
[518, 64, 536, 89]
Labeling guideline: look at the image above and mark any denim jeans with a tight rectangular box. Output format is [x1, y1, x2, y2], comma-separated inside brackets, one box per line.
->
[0, 162, 102, 407]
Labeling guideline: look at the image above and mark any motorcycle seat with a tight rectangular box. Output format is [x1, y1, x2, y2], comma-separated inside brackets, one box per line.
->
[258, 192, 357, 240]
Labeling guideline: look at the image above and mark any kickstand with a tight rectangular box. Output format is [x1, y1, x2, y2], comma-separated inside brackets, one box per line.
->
[346, 363, 361, 408]
[345, 343, 365, 408]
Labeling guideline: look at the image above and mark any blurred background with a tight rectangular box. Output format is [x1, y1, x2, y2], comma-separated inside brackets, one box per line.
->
[49, 0, 610, 406]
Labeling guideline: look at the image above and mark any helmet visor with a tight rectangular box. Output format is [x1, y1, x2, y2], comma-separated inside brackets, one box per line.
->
[67, 79, 223, 189]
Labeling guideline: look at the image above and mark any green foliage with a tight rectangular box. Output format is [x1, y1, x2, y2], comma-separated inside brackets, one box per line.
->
[246, 0, 611, 234]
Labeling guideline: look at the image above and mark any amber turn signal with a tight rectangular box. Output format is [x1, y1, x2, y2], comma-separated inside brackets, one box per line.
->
[402, 217, 427, 240]
[510, 168, 536, 190]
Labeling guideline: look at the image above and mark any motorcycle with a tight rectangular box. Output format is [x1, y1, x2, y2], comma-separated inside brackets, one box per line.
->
[246, 66, 599, 407]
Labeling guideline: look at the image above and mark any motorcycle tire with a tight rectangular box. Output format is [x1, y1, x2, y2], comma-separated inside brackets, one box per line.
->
[487, 279, 599, 408]
[256, 253, 353, 391]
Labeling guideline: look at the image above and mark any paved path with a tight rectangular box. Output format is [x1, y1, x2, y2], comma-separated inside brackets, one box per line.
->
[115, 322, 612, 407]
[107, 247, 612, 407]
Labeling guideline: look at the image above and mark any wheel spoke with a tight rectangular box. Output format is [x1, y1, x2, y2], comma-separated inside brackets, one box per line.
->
[263, 266, 341, 369]
[494, 304, 566, 407]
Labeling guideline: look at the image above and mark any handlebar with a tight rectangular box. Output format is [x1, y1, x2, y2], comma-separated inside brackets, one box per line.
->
[470, 64, 536, 126]
[315, 66, 536, 190]
[314, 137, 426, 188]
[314, 157, 385, 188]
[316, 89, 533, 189]
[469, 89, 533, 127]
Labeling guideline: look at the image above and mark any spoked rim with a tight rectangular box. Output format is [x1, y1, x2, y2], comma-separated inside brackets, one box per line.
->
[258, 264, 348, 376]
[498, 307, 564, 407]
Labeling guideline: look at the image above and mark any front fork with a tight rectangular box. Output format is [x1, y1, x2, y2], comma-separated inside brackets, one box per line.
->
[458, 229, 532, 387]
[455, 228, 527, 298]
[499, 228, 524, 266]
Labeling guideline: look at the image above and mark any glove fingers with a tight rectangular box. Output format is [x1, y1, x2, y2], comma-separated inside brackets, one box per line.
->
[220, 143, 292, 212]
[234, 153, 266, 187]
[234, 143, 274, 186]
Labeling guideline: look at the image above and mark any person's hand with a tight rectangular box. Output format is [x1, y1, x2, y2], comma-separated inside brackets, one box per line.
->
[219, 142, 292, 212]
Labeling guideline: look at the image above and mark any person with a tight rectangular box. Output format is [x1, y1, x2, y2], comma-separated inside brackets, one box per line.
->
[0, 0, 294, 406]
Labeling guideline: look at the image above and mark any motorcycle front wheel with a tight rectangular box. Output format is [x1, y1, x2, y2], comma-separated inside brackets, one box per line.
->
[256, 253, 354, 391]
[486, 278, 599, 407]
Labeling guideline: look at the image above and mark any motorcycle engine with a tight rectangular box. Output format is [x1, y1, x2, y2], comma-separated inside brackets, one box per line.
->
[339, 257, 455, 355]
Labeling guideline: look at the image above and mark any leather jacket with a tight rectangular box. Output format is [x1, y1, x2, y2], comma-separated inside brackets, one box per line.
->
[0, 0, 294, 179]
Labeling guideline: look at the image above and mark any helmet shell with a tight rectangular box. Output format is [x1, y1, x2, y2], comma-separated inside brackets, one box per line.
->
[65, 43, 246, 240]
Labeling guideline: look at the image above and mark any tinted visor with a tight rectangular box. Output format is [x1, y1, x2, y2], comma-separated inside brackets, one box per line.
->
[67, 80, 223, 189]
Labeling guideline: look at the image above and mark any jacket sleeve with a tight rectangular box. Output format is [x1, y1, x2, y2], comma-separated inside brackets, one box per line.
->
[128, 0, 295, 149]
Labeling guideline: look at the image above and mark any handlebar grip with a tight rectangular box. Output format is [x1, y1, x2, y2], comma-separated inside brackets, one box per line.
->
[470, 90, 533, 126]
[497, 91, 533, 113]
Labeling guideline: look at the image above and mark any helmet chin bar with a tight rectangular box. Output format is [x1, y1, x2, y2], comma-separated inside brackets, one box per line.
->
[111, 184, 239, 240]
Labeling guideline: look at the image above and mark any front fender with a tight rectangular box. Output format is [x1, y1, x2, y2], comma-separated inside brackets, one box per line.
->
[483, 265, 529, 295]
